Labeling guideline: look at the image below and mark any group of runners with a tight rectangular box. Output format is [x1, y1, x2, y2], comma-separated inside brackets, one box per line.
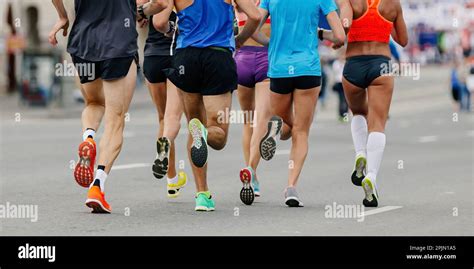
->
[49, 0, 407, 213]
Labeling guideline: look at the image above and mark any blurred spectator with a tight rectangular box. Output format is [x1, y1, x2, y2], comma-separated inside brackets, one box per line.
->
[455, 58, 472, 112]
[331, 52, 348, 122]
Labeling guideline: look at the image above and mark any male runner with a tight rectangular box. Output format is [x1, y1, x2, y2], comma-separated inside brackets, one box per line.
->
[167, 0, 261, 211]
[140, 0, 187, 198]
[255, 0, 345, 207]
[49, 0, 167, 213]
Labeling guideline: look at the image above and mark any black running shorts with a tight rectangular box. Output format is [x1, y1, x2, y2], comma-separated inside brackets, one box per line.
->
[270, 76, 322, 94]
[143, 55, 172, 84]
[343, 55, 391, 89]
[167, 47, 238, 95]
[71, 54, 139, 84]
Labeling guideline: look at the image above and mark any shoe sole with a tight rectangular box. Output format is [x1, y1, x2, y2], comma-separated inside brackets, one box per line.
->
[362, 178, 378, 207]
[260, 116, 283, 161]
[85, 199, 111, 214]
[351, 157, 367, 186]
[74, 141, 95, 188]
[152, 138, 170, 179]
[195, 206, 215, 212]
[167, 175, 187, 198]
[285, 197, 304, 207]
[239, 168, 255, 205]
[189, 119, 208, 168]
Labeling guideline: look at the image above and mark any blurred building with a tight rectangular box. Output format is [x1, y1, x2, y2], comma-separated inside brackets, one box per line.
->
[1, 0, 69, 95]
[0, 0, 147, 99]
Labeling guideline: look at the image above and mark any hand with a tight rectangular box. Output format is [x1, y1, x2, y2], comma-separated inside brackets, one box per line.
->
[235, 35, 244, 50]
[332, 42, 344, 50]
[138, 18, 149, 28]
[48, 17, 69, 46]
[164, 27, 179, 38]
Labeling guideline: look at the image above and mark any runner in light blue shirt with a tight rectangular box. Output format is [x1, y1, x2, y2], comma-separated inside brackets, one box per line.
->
[260, 0, 338, 78]
[255, 0, 345, 207]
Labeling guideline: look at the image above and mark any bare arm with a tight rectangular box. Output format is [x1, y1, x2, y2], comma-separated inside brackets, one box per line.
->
[336, 0, 353, 34]
[234, 0, 262, 49]
[324, 11, 346, 48]
[48, 0, 69, 46]
[153, 0, 175, 34]
[138, 0, 168, 18]
[250, 8, 270, 47]
[391, 1, 408, 47]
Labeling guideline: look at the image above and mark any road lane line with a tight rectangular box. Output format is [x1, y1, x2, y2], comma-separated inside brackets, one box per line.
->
[418, 135, 438, 143]
[112, 163, 150, 171]
[361, 206, 403, 217]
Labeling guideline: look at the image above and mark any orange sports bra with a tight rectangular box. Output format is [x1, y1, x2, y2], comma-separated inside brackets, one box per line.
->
[348, 0, 393, 44]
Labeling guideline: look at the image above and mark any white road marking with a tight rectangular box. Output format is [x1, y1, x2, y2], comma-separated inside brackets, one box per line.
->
[467, 130, 474, 137]
[360, 206, 403, 217]
[276, 149, 290, 155]
[111, 163, 150, 171]
[418, 135, 438, 143]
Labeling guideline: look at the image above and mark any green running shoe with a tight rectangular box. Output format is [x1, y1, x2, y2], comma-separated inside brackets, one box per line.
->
[195, 192, 215, 212]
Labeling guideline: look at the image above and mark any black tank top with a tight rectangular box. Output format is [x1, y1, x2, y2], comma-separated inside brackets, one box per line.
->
[67, 0, 138, 61]
[144, 12, 178, 57]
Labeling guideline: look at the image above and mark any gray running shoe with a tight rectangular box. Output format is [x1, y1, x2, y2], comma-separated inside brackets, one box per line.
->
[285, 187, 304, 207]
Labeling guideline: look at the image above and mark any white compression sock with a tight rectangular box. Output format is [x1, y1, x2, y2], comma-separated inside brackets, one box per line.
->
[366, 132, 386, 182]
[91, 169, 108, 192]
[167, 175, 178, 185]
[351, 115, 368, 157]
[83, 129, 96, 141]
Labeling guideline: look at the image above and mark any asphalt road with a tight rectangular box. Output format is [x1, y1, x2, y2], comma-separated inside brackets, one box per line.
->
[0, 66, 473, 236]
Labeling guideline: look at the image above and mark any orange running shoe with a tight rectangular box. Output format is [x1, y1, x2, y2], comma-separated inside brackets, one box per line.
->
[85, 185, 111, 213]
[74, 138, 96, 187]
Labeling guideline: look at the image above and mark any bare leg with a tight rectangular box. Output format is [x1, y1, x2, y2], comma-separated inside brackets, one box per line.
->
[180, 91, 208, 192]
[367, 76, 394, 133]
[248, 80, 271, 172]
[97, 63, 137, 174]
[236, 85, 255, 165]
[270, 91, 293, 140]
[163, 81, 184, 178]
[80, 78, 105, 133]
[343, 77, 368, 117]
[147, 80, 167, 138]
[203, 93, 232, 150]
[288, 87, 320, 187]
[180, 91, 232, 192]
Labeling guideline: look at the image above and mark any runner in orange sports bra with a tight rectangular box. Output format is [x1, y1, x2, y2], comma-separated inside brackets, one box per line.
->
[337, 0, 408, 208]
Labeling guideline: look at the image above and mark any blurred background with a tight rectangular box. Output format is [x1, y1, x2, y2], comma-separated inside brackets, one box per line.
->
[0, 0, 473, 112]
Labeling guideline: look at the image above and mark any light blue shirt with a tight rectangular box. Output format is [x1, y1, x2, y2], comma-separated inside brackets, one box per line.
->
[260, 0, 338, 78]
